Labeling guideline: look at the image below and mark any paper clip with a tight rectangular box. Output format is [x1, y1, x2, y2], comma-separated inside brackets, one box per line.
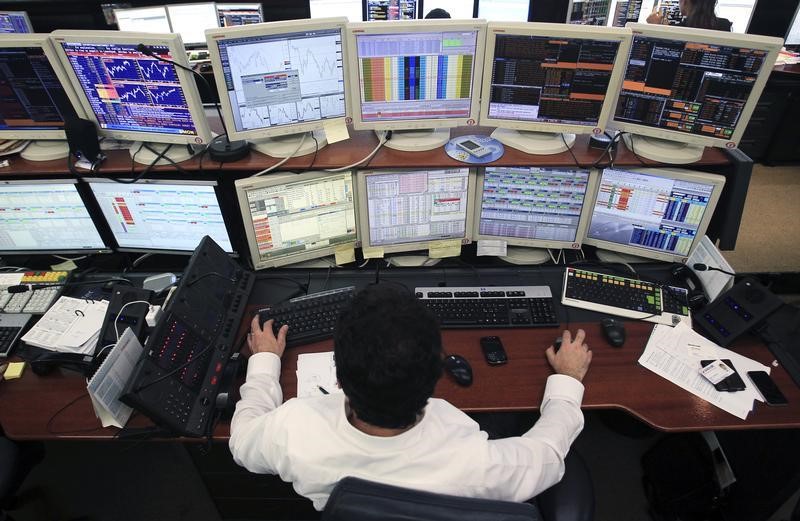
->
[75, 309, 85, 317]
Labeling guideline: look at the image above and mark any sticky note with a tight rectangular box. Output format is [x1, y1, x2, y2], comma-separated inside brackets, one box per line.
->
[428, 239, 462, 259]
[334, 245, 356, 265]
[322, 119, 350, 144]
[362, 245, 385, 259]
[51, 259, 78, 272]
[477, 240, 507, 257]
[4, 362, 25, 380]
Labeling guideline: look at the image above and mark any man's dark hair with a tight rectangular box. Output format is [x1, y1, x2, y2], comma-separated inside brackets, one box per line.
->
[334, 285, 443, 429]
[425, 8, 451, 18]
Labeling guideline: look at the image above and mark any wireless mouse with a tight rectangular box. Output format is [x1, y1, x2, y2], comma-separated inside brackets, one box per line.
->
[443, 354, 473, 387]
[601, 318, 626, 348]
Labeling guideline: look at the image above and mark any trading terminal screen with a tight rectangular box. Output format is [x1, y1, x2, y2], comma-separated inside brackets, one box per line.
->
[0, 12, 31, 33]
[586, 168, 716, 256]
[787, 6, 800, 46]
[365, 168, 470, 246]
[478, 0, 531, 22]
[610, 0, 644, 27]
[478, 167, 591, 243]
[569, 0, 611, 25]
[0, 182, 106, 253]
[242, 173, 357, 265]
[614, 35, 770, 140]
[214, 27, 346, 133]
[166, 4, 219, 46]
[487, 35, 621, 126]
[217, 4, 263, 26]
[0, 46, 78, 133]
[58, 42, 202, 138]
[88, 181, 233, 253]
[366, 0, 417, 21]
[114, 7, 172, 33]
[354, 30, 479, 122]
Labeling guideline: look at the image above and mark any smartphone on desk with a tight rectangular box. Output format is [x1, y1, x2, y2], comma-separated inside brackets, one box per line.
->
[747, 371, 788, 406]
[480, 336, 508, 365]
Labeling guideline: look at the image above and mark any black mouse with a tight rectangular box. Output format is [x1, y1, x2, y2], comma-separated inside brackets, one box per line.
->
[553, 337, 563, 352]
[443, 354, 473, 387]
[601, 318, 626, 348]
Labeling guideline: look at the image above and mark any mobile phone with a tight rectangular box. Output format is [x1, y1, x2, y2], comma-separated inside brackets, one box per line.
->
[700, 359, 746, 392]
[480, 336, 507, 365]
[747, 371, 788, 406]
[456, 139, 490, 158]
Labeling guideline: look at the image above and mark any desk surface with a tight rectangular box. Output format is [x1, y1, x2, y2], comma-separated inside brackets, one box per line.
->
[1, 266, 798, 441]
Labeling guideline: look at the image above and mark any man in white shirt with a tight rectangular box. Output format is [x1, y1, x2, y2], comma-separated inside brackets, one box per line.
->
[230, 285, 592, 511]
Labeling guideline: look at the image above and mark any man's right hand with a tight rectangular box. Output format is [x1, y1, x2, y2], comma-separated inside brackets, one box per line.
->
[545, 329, 592, 382]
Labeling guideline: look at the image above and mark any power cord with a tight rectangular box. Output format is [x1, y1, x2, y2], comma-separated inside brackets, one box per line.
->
[324, 130, 391, 173]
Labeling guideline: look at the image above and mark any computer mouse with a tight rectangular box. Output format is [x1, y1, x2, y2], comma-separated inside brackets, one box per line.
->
[553, 337, 563, 352]
[601, 318, 626, 348]
[443, 354, 473, 387]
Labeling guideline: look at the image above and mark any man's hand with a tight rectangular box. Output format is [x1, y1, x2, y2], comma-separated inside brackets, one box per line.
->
[545, 329, 592, 382]
[646, 10, 665, 24]
[248, 315, 288, 358]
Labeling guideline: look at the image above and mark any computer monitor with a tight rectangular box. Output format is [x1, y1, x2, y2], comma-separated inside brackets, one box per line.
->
[310, 0, 363, 22]
[206, 17, 348, 158]
[716, 0, 758, 34]
[607, 0, 644, 27]
[785, 4, 800, 46]
[478, 22, 631, 155]
[582, 167, 725, 263]
[636, 0, 681, 24]
[478, 0, 530, 21]
[113, 6, 172, 34]
[235, 171, 359, 269]
[421, 0, 475, 19]
[366, 0, 418, 21]
[568, 0, 612, 25]
[472, 166, 598, 264]
[0, 11, 33, 33]
[611, 23, 782, 163]
[0, 179, 109, 255]
[0, 34, 84, 161]
[166, 3, 219, 48]
[345, 19, 486, 151]
[50, 30, 213, 165]
[217, 3, 265, 26]
[86, 178, 234, 254]
[356, 167, 475, 264]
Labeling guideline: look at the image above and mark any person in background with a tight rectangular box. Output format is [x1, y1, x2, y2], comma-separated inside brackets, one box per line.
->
[424, 8, 451, 18]
[646, 0, 732, 31]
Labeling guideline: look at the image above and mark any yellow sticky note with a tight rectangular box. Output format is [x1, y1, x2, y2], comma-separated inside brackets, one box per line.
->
[322, 119, 350, 145]
[334, 245, 356, 265]
[51, 259, 78, 272]
[362, 245, 385, 259]
[428, 239, 462, 259]
[4, 362, 25, 380]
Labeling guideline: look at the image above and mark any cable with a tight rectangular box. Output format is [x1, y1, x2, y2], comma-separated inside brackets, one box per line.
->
[46, 393, 103, 435]
[251, 133, 308, 177]
[53, 255, 88, 262]
[7, 277, 133, 293]
[114, 300, 151, 341]
[132, 340, 215, 393]
[186, 271, 235, 287]
[561, 133, 582, 168]
[324, 131, 390, 173]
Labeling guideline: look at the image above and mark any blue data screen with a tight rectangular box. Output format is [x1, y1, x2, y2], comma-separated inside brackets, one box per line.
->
[0, 13, 31, 33]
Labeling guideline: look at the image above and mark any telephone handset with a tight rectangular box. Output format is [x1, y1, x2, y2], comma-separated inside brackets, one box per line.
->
[670, 263, 707, 310]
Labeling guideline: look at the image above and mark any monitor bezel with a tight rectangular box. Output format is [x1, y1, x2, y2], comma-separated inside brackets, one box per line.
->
[205, 17, 350, 143]
[166, 2, 220, 47]
[0, 11, 33, 33]
[478, 22, 632, 137]
[235, 170, 360, 269]
[112, 6, 172, 33]
[582, 167, 726, 263]
[786, 3, 800, 46]
[356, 167, 476, 256]
[0, 178, 111, 255]
[472, 166, 600, 251]
[215, 2, 265, 25]
[85, 178, 237, 256]
[0, 34, 87, 141]
[49, 30, 213, 146]
[609, 23, 783, 150]
[345, 19, 487, 132]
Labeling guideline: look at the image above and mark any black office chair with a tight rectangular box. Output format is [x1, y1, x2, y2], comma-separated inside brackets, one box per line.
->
[322, 451, 594, 521]
[0, 435, 21, 521]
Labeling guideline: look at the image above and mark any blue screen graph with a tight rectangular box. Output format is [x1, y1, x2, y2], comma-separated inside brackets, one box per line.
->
[59, 42, 200, 137]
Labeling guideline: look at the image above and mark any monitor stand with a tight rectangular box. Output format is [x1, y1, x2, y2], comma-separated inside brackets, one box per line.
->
[130, 142, 199, 165]
[251, 130, 327, 158]
[491, 128, 575, 155]
[386, 255, 441, 267]
[381, 129, 450, 152]
[622, 133, 704, 164]
[287, 257, 337, 268]
[500, 247, 550, 265]
[21, 140, 70, 161]
[596, 249, 652, 264]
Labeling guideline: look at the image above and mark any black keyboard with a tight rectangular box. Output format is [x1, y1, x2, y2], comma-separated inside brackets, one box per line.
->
[415, 286, 558, 328]
[0, 313, 32, 357]
[258, 287, 356, 347]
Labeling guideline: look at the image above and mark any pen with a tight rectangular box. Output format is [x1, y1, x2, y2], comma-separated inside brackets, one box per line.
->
[318, 385, 329, 395]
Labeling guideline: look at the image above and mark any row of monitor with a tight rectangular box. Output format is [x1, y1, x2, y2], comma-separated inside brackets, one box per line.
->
[0, 19, 784, 167]
[0, 165, 725, 269]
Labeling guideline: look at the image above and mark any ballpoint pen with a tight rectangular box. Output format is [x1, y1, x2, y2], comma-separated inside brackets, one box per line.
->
[318, 385, 330, 395]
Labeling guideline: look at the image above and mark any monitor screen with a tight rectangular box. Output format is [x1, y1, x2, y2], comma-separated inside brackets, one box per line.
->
[0, 11, 32, 33]
[217, 3, 264, 26]
[636, 0, 681, 24]
[612, 24, 781, 150]
[715, 0, 758, 34]
[206, 19, 347, 142]
[87, 179, 234, 254]
[608, 0, 644, 27]
[166, 3, 219, 46]
[346, 20, 485, 131]
[473, 166, 598, 250]
[0, 35, 81, 140]
[478, 0, 530, 21]
[114, 6, 172, 33]
[310, 0, 362, 21]
[421, 0, 474, 19]
[0, 180, 107, 254]
[51, 31, 212, 146]
[479, 23, 630, 136]
[583, 167, 725, 262]
[786, 5, 800, 45]
[235, 171, 358, 269]
[366, 0, 418, 20]
[568, 0, 612, 25]
[357, 167, 475, 254]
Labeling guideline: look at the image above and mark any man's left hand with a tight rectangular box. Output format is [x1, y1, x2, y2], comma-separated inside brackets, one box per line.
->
[248, 315, 288, 358]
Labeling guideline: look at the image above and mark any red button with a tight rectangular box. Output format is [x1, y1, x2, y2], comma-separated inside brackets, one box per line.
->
[210, 376, 218, 385]
[215, 362, 222, 373]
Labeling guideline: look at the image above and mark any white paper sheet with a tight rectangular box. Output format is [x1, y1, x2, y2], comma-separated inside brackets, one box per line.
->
[21, 296, 108, 353]
[87, 328, 143, 428]
[688, 236, 735, 301]
[296, 351, 342, 398]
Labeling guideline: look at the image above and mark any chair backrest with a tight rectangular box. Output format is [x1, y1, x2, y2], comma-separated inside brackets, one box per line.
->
[322, 477, 543, 521]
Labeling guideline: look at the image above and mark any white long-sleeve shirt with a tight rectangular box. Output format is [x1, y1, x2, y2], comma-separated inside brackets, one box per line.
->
[230, 352, 585, 511]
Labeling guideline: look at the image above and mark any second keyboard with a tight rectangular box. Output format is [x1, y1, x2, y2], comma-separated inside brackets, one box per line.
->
[258, 287, 356, 347]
